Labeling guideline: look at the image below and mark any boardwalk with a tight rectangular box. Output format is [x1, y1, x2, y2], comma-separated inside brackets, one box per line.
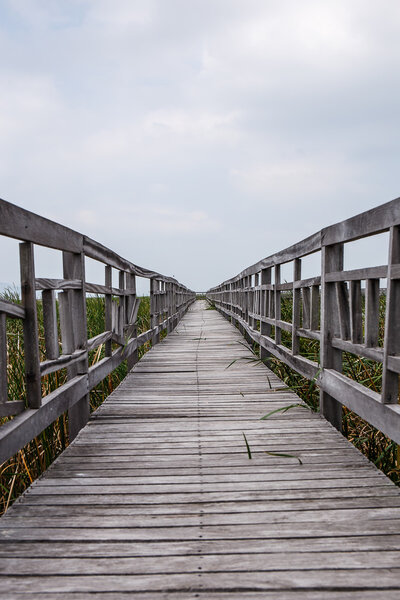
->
[1, 300, 400, 598]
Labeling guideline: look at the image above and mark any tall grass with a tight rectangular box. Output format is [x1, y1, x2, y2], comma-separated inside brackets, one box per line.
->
[264, 292, 400, 485]
[0, 291, 151, 515]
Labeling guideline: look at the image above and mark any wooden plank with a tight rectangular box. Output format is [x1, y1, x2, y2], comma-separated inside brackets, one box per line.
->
[0, 298, 25, 319]
[0, 198, 83, 252]
[35, 278, 82, 291]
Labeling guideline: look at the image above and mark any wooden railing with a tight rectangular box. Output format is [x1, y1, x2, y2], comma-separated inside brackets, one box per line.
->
[207, 197, 400, 445]
[0, 199, 195, 464]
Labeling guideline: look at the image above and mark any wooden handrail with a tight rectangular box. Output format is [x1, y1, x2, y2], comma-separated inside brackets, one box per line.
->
[0, 198, 195, 464]
[207, 196, 400, 445]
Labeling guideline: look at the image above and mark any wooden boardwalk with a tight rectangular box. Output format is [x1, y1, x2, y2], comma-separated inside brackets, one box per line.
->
[2, 300, 400, 598]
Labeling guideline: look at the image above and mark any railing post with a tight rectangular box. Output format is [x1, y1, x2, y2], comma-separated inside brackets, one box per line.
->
[274, 264, 281, 345]
[382, 225, 400, 403]
[150, 278, 160, 345]
[320, 243, 343, 431]
[292, 258, 301, 355]
[260, 267, 272, 363]
[20, 242, 42, 409]
[126, 272, 138, 371]
[104, 265, 112, 357]
[62, 251, 89, 441]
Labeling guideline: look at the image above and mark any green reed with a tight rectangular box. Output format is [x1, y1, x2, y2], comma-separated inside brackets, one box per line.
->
[0, 291, 152, 514]
[266, 291, 400, 485]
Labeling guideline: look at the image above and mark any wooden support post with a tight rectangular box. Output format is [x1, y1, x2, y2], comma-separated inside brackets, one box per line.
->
[382, 225, 400, 403]
[274, 265, 281, 345]
[260, 267, 272, 363]
[0, 313, 7, 404]
[126, 272, 138, 371]
[118, 271, 126, 340]
[104, 265, 112, 357]
[292, 258, 301, 355]
[335, 281, 350, 341]
[365, 278, 379, 347]
[302, 287, 311, 329]
[20, 242, 41, 409]
[320, 243, 343, 431]
[150, 278, 160, 346]
[42, 290, 59, 360]
[62, 251, 89, 441]
[349, 280, 362, 344]
[310, 285, 320, 331]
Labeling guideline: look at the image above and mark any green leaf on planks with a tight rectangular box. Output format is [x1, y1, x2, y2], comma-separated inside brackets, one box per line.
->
[260, 403, 306, 420]
[242, 432, 252, 459]
[264, 450, 303, 465]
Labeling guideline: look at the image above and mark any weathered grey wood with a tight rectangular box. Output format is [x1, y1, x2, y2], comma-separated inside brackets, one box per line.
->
[35, 278, 82, 290]
[365, 278, 380, 347]
[0, 198, 83, 252]
[0, 312, 7, 404]
[292, 258, 301, 354]
[349, 280, 363, 344]
[274, 264, 281, 345]
[260, 267, 271, 363]
[42, 289, 59, 360]
[150, 278, 160, 346]
[302, 286, 311, 329]
[63, 251, 89, 441]
[19, 242, 41, 409]
[87, 331, 113, 352]
[331, 338, 383, 363]
[335, 280, 350, 340]
[0, 298, 25, 319]
[0, 375, 88, 464]
[310, 284, 319, 330]
[325, 265, 387, 282]
[320, 244, 343, 431]
[382, 225, 400, 403]
[104, 265, 112, 357]
[40, 350, 87, 377]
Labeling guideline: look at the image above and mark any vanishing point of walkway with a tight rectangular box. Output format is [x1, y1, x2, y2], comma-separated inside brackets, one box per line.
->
[1, 300, 400, 598]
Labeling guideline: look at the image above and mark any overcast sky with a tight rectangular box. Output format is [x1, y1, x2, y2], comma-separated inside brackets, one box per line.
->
[1, 0, 399, 292]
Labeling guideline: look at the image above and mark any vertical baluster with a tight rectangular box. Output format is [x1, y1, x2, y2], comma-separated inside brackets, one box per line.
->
[260, 267, 272, 363]
[382, 225, 400, 403]
[365, 279, 379, 347]
[302, 287, 311, 329]
[335, 281, 350, 340]
[120, 271, 126, 340]
[274, 264, 281, 345]
[151, 278, 159, 345]
[349, 280, 362, 344]
[0, 313, 7, 404]
[20, 242, 41, 409]
[310, 285, 320, 331]
[105, 265, 112, 357]
[292, 259, 301, 355]
[126, 272, 138, 371]
[320, 243, 343, 430]
[62, 251, 89, 441]
[42, 290, 59, 360]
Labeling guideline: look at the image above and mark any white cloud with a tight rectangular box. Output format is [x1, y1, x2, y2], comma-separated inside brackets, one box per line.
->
[1, 0, 400, 290]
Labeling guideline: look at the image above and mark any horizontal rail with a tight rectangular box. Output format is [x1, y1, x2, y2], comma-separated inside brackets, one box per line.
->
[207, 196, 400, 445]
[0, 198, 195, 464]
